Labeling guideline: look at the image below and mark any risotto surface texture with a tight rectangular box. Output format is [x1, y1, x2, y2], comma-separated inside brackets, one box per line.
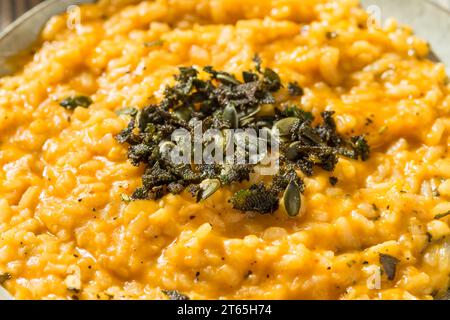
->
[0, 0, 449, 300]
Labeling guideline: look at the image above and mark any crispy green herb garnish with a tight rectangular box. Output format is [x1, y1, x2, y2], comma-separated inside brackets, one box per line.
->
[0, 272, 11, 285]
[435, 211, 450, 220]
[288, 82, 304, 97]
[379, 254, 400, 281]
[283, 180, 302, 217]
[60, 96, 92, 110]
[231, 184, 279, 214]
[115, 58, 370, 216]
[162, 290, 190, 300]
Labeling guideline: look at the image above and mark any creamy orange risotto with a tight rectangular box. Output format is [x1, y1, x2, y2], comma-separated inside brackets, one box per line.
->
[0, 0, 449, 300]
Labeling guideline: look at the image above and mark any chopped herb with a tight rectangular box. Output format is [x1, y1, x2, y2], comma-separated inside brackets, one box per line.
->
[329, 176, 338, 186]
[144, 39, 164, 47]
[121, 194, 131, 202]
[288, 82, 304, 97]
[0, 272, 11, 285]
[262, 67, 282, 92]
[282, 105, 313, 122]
[162, 290, 190, 300]
[379, 253, 400, 281]
[435, 211, 450, 219]
[60, 96, 92, 110]
[426, 232, 433, 243]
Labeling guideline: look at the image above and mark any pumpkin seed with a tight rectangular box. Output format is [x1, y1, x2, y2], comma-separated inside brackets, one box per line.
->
[379, 254, 400, 281]
[272, 117, 299, 137]
[174, 107, 192, 122]
[121, 194, 131, 202]
[283, 180, 302, 217]
[197, 179, 221, 202]
[286, 141, 301, 161]
[223, 104, 239, 129]
[240, 106, 260, 121]
[0, 272, 11, 285]
[222, 129, 234, 156]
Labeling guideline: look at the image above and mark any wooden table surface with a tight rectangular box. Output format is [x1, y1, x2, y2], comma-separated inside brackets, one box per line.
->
[1, 0, 450, 31]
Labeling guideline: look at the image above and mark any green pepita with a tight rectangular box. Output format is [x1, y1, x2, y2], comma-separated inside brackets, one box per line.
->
[283, 180, 302, 217]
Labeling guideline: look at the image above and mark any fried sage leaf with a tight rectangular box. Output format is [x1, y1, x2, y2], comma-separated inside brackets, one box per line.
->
[231, 183, 279, 214]
[60, 95, 92, 110]
[379, 254, 400, 281]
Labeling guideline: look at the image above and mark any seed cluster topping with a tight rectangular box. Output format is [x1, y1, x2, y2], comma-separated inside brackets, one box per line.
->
[116, 57, 370, 217]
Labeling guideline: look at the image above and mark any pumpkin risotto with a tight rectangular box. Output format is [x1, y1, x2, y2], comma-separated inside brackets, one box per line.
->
[0, 0, 450, 300]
